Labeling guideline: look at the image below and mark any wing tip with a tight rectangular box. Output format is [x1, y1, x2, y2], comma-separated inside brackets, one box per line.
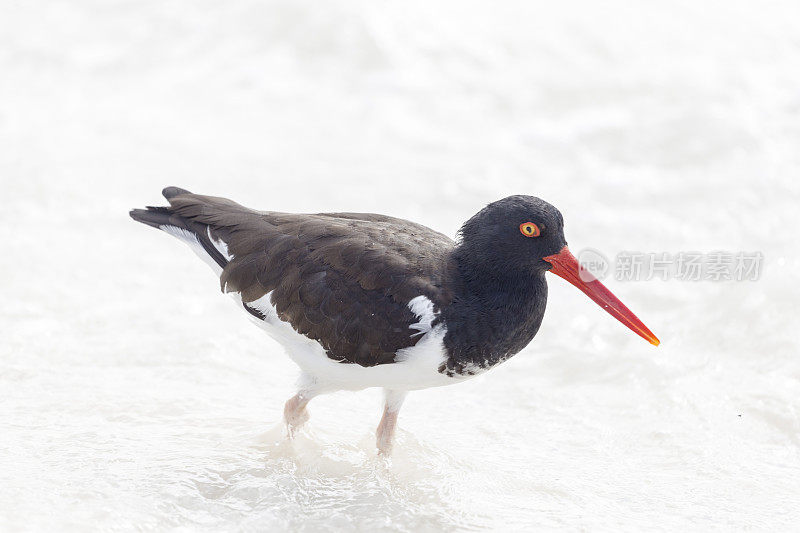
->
[162, 186, 192, 200]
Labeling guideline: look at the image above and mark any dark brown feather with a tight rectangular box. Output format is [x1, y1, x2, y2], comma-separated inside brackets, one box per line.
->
[164, 192, 454, 366]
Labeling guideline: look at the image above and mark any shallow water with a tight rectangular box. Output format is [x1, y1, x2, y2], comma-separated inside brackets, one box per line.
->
[1, 0, 799, 530]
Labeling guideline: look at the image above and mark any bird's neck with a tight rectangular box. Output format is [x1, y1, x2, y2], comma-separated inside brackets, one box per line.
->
[438, 248, 549, 375]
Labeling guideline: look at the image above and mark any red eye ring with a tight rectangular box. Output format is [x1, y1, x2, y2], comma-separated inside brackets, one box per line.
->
[519, 222, 540, 237]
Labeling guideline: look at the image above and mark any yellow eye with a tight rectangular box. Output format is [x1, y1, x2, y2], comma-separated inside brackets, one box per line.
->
[519, 222, 540, 237]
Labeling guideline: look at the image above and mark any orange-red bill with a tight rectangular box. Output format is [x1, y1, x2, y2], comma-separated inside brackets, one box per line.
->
[543, 246, 660, 346]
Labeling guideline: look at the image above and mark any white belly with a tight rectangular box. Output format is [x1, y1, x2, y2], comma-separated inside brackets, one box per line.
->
[244, 293, 466, 392]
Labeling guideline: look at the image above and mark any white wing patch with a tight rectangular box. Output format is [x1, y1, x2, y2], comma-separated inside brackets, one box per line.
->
[206, 226, 232, 261]
[246, 292, 280, 323]
[160, 224, 199, 247]
[407, 295, 437, 336]
[159, 224, 222, 275]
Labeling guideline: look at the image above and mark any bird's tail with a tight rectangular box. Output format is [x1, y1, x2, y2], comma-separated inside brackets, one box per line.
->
[129, 186, 232, 274]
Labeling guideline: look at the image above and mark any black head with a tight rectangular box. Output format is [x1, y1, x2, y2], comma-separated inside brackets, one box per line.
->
[457, 195, 567, 274]
[454, 195, 661, 347]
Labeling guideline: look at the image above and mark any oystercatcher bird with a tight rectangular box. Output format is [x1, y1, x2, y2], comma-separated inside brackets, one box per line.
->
[131, 187, 658, 453]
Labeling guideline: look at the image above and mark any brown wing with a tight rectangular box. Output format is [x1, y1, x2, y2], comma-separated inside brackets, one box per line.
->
[164, 191, 454, 366]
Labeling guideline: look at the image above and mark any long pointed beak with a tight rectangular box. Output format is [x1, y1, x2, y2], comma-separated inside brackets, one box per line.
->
[543, 246, 660, 346]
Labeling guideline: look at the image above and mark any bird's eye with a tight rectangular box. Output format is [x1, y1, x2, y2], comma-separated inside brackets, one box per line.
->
[519, 222, 540, 237]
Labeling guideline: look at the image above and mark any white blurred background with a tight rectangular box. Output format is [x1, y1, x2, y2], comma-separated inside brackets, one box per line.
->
[1, 0, 799, 530]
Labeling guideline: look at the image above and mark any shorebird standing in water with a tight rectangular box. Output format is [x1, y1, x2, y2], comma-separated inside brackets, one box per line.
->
[131, 187, 658, 453]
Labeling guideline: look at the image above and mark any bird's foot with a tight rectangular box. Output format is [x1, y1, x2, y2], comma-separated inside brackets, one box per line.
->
[376, 435, 393, 455]
[284, 394, 311, 438]
[285, 410, 309, 437]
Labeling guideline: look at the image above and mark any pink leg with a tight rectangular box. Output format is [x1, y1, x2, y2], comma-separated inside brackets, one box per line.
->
[376, 390, 407, 454]
[284, 391, 314, 437]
